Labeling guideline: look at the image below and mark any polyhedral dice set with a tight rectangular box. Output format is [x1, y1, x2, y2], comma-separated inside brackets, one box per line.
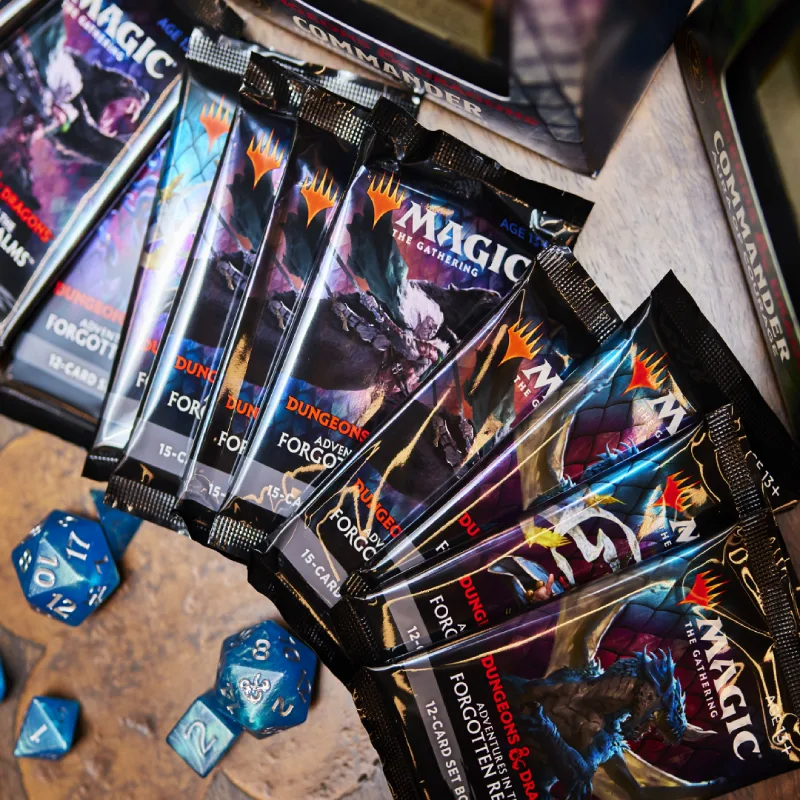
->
[3, 3, 800, 798]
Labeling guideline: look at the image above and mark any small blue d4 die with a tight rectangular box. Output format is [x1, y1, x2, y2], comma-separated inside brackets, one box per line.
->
[167, 691, 242, 777]
[215, 621, 317, 737]
[14, 696, 79, 759]
[12, 511, 120, 626]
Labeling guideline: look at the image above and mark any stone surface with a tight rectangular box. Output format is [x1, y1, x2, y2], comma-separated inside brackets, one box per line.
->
[0, 428, 387, 799]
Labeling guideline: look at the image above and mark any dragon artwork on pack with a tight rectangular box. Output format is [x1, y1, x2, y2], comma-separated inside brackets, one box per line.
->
[510, 649, 717, 800]
[504, 548, 728, 800]
[247, 198, 503, 449]
[210, 182, 501, 414]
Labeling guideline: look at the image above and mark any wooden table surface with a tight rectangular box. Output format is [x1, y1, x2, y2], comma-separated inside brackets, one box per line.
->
[2, 9, 799, 799]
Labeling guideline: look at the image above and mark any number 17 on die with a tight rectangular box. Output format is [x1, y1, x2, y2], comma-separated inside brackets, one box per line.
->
[12, 511, 120, 626]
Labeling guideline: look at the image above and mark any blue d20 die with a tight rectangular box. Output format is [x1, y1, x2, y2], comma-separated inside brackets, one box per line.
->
[12, 511, 120, 626]
[166, 691, 242, 777]
[214, 620, 317, 737]
[14, 696, 79, 759]
[90, 489, 142, 562]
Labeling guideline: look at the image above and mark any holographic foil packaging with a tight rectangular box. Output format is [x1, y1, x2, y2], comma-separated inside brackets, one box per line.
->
[0, 0, 46, 42]
[215, 112, 593, 551]
[83, 28, 257, 481]
[0, 135, 167, 446]
[352, 506, 800, 800]
[255, 247, 619, 624]
[245, 247, 618, 676]
[233, 121, 593, 676]
[106, 61, 418, 530]
[359, 271, 800, 590]
[334, 407, 758, 665]
[0, 0, 188, 350]
[175, 94, 416, 554]
[103, 57, 301, 528]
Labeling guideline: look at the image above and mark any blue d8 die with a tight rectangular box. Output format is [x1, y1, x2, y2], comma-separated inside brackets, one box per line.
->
[167, 691, 242, 777]
[14, 696, 79, 759]
[215, 621, 317, 737]
[12, 511, 120, 626]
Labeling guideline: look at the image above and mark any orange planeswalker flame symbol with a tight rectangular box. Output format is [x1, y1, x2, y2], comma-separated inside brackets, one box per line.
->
[650, 472, 701, 514]
[499, 321, 543, 365]
[625, 348, 667, 393]
[246, 131, 284, 189]
[679, 570, 727, 609]
[199, 95, 232, 153]
[367, 173, 406, 227]
[300, 170, 339, 227]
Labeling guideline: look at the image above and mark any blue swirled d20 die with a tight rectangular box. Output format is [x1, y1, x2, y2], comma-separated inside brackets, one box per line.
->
[166, 691, 242, 777]
[11, 511, 120, 626]
[14, 696, 79, 759]
[214, 620, 317, 737]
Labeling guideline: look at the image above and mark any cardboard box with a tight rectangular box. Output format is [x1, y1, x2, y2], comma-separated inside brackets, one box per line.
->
[677, 0, 800, 432]
[227, 0, 691, 174]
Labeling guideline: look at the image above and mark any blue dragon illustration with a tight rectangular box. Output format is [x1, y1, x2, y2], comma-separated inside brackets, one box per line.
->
[509, 647, 718, 800]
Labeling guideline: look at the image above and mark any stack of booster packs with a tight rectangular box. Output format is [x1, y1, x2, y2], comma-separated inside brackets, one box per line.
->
[2, 9, 800, 800]
[0, 0, 190, 442]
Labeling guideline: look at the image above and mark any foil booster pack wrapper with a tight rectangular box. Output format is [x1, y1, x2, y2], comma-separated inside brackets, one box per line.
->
[352, 508, 800, 800]
[104, 56, 303, 528]
[0, 134, 167, 446]
[174, 97, 414, 554]
[83, 28, 259, 481]
[107, 62, 418, 530]
[246, 247, 618, 675]
[213, 113, 594, 553]
[0, 0, 45, 42]
[261, 247, 620, 596]
[0, 0, 188, 349]
[358, 271, 800, 591]
[236, 146, 594, 677]
[334, 406, 759, 665]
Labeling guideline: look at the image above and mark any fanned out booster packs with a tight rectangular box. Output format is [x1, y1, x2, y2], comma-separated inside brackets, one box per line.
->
[83, 28, 263, 479]
[103, 55, 418, 527]
[209, 116, 595, 551]
[352, 472, 800, 800]
[2, 8, 800, 800]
